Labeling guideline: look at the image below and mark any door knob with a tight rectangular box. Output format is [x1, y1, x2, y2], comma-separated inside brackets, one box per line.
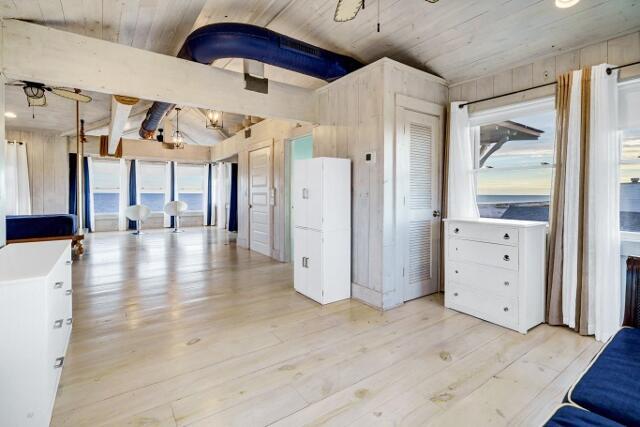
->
[503, 255, 510, 262]
[503, 233, 510, 240]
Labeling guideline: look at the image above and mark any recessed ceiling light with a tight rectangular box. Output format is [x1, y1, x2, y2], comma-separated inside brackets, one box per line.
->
[4, 111, 17, 118]
[556, 0, 580, 8]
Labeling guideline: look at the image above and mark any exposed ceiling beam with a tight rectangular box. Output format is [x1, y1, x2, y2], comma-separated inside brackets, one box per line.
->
[108, 95, 139, 154]
[1, 19, 317, 123]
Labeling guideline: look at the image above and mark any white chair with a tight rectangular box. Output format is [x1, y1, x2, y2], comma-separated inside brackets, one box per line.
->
[164, 200, 188, 233]
[125, 204, 151, 235]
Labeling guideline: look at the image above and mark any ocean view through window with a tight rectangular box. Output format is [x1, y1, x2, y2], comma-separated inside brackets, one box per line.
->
[92, 159, 121, 215]
[473, 108, 556, 222]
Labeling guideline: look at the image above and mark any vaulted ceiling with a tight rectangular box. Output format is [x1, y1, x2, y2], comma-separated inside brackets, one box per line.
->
[1, 0, 639, 85]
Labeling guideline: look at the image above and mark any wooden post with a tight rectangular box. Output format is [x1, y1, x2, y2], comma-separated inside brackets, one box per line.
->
[0, 74, 6, 248]
[76, 102, 84, 234]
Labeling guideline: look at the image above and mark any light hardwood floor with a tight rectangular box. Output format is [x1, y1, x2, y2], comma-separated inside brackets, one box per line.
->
[52, 228, 599, 427]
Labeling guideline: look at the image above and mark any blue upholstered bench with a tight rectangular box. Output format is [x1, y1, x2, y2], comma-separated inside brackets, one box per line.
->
[545, 404, 624, 427]
[565, 327, 640, 426]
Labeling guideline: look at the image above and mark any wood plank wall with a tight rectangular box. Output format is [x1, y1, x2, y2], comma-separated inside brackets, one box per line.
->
[314, 58, 448, 309]
[449, 31, 640, 110]
[6, 129, 68, 215]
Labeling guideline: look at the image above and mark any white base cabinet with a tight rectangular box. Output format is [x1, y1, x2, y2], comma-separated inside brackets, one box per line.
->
[444, 218, 546, 334]
[0, 241, 73, 426]
[293, 157, 351, 304]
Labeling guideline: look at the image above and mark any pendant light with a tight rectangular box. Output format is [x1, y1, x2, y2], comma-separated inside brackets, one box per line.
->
[206, 110, 224, 130]
[172, 107, 185, 148]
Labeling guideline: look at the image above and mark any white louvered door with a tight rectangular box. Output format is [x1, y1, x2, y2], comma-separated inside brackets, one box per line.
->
[397, 108, 441, 302]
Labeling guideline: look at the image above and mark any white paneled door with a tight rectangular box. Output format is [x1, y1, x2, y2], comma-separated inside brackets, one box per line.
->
[397, 108, 442, 302]
[249, 146, 272, 257]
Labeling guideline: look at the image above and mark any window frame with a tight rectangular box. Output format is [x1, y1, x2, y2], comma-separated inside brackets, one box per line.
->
[138, 161, 168, 214]
[619, 79, 640, 236]
[176, 163, 205, 213]
[468, 96, 557, 223]
[91, 158, 122, 217]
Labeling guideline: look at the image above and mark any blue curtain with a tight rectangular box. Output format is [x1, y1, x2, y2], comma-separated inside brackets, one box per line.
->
[128, 159, 137, 230]
[228, 163, 238, 232]
[170, 161, 176, 228]
[83, 157, 92, 232]
[206, 163, 213, 226]
[68, 153, 77, 215]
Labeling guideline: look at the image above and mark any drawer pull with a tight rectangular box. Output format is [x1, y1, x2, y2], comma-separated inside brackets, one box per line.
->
[453, 292, 459, 297]
[66, 260, 73, 265]
[503, 255, 510, 262]
[454, 270, 459, 274]
[504, 281, 510, 286]
[66, 318, 73, 325]
[503, 307, 509, 312]
[454, 227, 460, 234]
[65, 289, 73, 296]
[54, 281, 64, 289]
[503, 233, 510, 240]
[53, 319, 63, 329]
[54, 357, 65, 369]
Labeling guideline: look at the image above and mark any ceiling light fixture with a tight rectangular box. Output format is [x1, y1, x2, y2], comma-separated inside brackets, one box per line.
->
[4, 111, 17, 118]
[555, 0, 580, 8]
[172, 107, 185, 149]
[206, 110, 224, 130]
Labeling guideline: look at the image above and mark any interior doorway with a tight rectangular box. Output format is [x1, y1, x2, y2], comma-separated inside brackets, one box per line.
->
[249, 146, 272, 256]
[396, 106, 443, 302]
[288, 135, 313, 261]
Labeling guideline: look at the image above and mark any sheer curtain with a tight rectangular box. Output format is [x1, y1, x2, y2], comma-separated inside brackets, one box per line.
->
[4, 141, 31, 215]
[447, 103, 479, 219]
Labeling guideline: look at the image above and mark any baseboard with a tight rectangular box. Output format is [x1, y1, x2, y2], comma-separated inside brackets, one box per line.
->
[351, 283, 383, 309]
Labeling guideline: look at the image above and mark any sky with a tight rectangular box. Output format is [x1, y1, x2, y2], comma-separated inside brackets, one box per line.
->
[476, 110, 556, 196]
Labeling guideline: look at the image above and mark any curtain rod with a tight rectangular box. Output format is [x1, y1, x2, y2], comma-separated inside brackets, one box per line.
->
[458, 60, 640, 109]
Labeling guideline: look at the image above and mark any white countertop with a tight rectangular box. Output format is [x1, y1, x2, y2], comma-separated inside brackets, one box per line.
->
[0, 240, 69, 284]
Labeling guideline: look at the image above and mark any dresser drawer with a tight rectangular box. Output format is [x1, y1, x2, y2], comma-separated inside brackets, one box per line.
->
[448, 238, 519, 271]
[448, 221, 518, 246]
[445, 283, 518, 329]
[447, 261, 518, 298]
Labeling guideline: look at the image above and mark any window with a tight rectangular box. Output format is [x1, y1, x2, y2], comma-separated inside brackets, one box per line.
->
[471, 101, 556, 222]
[177, 164, 204, 212]
[92, 159, 121, 215]
[139, 162, 167, 213]
[620, 81, 640, 233]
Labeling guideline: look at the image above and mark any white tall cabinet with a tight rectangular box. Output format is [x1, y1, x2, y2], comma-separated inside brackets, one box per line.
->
[293, 157, 351, 304]
[0, 241, 73, 426]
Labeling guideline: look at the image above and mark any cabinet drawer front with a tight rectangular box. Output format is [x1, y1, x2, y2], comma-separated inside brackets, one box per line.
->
[448, 238, 519, 271]
[445, 284, 517, 329]
[448, 221, 518, 246]
[446, 261, 518, 298]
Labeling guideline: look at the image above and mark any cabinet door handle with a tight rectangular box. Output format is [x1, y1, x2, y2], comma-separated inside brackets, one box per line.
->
[66, 318, 73, 325]
[302, 188, 309, 199]
[54, 357, 65, 369]
[66, 260, 73, 265]
[301, 257, 306, 268]
[454, 227, 460, 234]
[503, 233, 510, 240]
[305, 257, 310, 269]
[54, 281, 64, 289]
[504, 281, 510, 286]
[503, 255, 510, 262]
[53, 319, 63, 329]
[503, 307, 509, 312]
[453, 292, 459, 297]
[66, 289, 73, 296]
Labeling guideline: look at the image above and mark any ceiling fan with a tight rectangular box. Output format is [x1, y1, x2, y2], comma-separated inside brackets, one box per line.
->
[7, 81, 92, 107]
[334, 0, 439, 23]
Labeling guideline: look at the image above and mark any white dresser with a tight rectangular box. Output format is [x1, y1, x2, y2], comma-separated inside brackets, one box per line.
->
[0, 240, 73, 426]
[293, 157, 351, 304]
[444, 218, 546, 334]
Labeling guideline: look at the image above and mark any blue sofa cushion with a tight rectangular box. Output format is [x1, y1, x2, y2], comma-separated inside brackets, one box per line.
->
[544, 405, 622, 427]
[6, 214, 78, 240]
[545, 404, 624, 427]
[568, 327, 640, 426]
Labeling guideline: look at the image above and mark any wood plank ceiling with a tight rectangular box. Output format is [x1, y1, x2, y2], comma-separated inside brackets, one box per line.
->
[1, 0, 639, 138]
[1, 0, 638, 85]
